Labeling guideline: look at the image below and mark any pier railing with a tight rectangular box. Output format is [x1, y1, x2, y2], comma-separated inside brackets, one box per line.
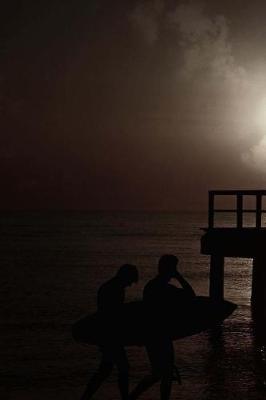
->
[208, 190, 266, 229]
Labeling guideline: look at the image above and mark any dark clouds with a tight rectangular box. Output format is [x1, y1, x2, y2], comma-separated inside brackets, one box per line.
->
[2, 1, 266, 210]
[130, 1, 266, 174]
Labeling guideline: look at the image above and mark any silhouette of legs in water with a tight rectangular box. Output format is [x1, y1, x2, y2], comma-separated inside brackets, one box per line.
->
[130, 339, 174, 400]
[81, 344, 129, 400]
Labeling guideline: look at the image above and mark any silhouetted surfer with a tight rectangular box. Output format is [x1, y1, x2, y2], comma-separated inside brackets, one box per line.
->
[130, 255, 195, 400]
[81, 264, 138, 400]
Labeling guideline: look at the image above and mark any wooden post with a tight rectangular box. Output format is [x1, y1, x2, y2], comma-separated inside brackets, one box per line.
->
[209, 192, 214, 229]
[209, 255, 224, 302]
[252, 255, 266, 320]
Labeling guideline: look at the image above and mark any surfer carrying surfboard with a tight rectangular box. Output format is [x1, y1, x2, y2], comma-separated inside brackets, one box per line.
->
[129, 254, 195, 400]
[81, 264, 139, 400]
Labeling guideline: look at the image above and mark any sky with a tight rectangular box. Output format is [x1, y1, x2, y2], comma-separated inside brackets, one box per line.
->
[2, 0, 266, 210]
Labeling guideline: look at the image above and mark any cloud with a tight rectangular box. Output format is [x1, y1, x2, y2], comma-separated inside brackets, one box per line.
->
[242, 135, 266, 173]
[130, 1, 266, 174]
[168, 3, 266, 175]
[131, 2, 249, 107]
[169, 3, 247, 90]
[129, 0, 164, 45]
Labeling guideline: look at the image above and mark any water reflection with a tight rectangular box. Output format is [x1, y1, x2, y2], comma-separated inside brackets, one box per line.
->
[204, 326, 227, 400]
[202, 315, 266, 400]
[252, 313, 266, 391]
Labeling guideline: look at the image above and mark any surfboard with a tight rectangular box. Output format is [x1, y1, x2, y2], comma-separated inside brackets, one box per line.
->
[72, 295, 237, 346]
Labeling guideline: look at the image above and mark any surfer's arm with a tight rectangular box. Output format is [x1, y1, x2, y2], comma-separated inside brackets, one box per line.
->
[174, 272, 195, 297]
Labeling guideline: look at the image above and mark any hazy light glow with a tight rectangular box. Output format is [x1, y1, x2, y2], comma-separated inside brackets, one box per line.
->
[255, 97, 266, 131]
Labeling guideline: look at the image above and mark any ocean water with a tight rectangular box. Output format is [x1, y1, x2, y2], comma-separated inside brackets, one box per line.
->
[1, 211, 266, 399]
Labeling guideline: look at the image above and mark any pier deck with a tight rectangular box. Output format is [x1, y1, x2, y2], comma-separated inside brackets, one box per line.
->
[200, 190, 266, 317]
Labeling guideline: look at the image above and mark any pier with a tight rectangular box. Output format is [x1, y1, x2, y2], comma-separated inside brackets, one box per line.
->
[201, 190, 266, 318]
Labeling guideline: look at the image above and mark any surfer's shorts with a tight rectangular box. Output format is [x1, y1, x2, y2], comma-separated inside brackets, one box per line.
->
[98, 344, 129, 373]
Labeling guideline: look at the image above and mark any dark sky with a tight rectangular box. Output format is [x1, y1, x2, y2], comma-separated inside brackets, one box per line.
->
[2, 0, 266, 210]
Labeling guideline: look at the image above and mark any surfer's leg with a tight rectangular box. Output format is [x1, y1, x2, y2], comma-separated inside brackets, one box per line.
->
[160, 370, 173, 400]
[113, 345, 129, 400]
[129, 342, 162, 399]
[129, 374, 160, 400]
[81, 349, 113, 399]
[159, 340, 174, 400]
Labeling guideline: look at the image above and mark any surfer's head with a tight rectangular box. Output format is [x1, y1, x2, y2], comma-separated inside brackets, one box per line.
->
[158, 254, 178, 279]
[116, 264, 139, 286]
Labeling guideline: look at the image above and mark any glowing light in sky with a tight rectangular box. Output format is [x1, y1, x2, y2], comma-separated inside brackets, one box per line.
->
[242, 135, 266, 173]
[254, 97, 266, 131]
